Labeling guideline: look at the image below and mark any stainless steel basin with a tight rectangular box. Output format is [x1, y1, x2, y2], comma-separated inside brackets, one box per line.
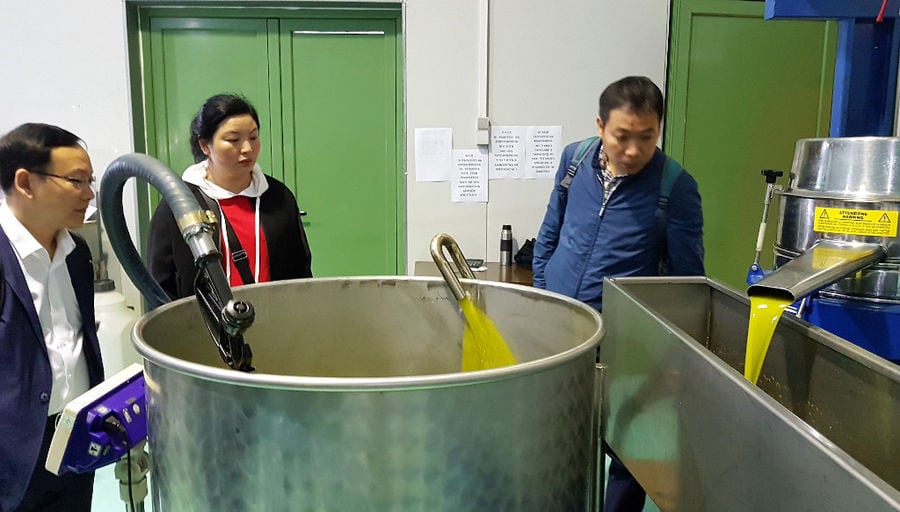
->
[134, 277, 603, 511]
[601, 276, 900, 511]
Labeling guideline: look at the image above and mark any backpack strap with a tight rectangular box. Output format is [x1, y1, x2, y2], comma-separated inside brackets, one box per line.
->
[656, 157, 683, 219]
[656, 157, 684, 274]
[560, 136, 599, 189]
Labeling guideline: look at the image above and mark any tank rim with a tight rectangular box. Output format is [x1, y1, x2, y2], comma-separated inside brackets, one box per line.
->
[131, 276, 605, 392]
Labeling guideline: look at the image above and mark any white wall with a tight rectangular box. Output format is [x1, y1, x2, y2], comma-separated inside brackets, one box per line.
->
[0, 0, 669, 309]
[0, 0, 142, 306]
[407, 0, 670, 265]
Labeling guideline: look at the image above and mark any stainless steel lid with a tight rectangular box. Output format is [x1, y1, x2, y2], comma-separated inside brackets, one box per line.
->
[784, 137, 900, 201]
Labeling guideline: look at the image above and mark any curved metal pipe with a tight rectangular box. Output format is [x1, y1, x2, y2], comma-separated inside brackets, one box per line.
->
[429, 233, 476, 301]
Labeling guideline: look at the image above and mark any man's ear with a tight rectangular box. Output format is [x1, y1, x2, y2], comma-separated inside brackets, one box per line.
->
[13, 168, 36, 198]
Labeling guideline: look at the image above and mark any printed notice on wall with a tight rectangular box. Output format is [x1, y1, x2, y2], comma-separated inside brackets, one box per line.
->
[489, 126, 526, 179]
[414, 127, 453, 182]
[452, 148, 488, 202]
[489, 125, 562, 180]
[524, 126, 562, 179]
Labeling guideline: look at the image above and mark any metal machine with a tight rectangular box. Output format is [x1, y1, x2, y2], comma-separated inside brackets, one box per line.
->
[748, 136, 900, 362]
[46, 364, 150, 511]
[46, 364, 146, 475]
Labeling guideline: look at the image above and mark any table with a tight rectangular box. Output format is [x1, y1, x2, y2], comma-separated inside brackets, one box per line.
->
[413, 261, 533, 286]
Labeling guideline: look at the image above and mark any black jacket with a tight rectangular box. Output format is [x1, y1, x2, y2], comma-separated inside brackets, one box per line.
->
[148, 177, 312, 300]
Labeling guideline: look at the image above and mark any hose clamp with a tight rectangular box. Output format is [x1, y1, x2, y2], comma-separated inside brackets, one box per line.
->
[176, 210, 217, 233]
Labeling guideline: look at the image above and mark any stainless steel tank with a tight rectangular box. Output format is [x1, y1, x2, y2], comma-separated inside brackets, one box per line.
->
[133, 277, 603, 511]
[775, 136, 900, 300]
[602, 276, 900, 511]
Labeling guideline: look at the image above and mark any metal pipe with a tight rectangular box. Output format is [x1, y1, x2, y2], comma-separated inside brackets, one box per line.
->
[429, 233, 476, 301]
[748, 240, 886, 301]
[593, 362, 606, 512]
[753, 170, 783, 266]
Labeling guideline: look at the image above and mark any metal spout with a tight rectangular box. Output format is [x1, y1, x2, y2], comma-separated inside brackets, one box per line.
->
[748, 240, 886, 301]
[430, 233, 475, 301]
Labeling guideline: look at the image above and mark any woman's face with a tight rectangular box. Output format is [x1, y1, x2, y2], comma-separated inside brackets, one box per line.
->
[200, 114, 261, 179]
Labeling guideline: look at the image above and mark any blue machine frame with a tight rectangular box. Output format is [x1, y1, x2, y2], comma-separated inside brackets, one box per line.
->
[756, 2, 900, 363]
[766, 0, 900, 137]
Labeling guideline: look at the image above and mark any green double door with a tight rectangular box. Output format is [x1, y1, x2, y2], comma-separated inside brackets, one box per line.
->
[139, 9, 403, 277]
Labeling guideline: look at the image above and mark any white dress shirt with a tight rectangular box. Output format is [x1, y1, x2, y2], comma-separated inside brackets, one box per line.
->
[0, 202, 90, 415]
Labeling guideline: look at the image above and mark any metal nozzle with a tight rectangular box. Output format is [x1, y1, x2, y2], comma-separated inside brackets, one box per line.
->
[748, 240, 886, 301]
[194, 258, 255, 372]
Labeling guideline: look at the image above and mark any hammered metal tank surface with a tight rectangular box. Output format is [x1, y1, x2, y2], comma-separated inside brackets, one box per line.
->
[134, 277, 603, 511]
[775, 137, 900, 299]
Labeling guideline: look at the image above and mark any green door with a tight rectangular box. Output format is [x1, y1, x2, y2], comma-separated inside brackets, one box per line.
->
[137, 9, 403, 277]
[280, 18, 401, 276]
[665, 0, 836, 289]
[145, 17, 280, 182]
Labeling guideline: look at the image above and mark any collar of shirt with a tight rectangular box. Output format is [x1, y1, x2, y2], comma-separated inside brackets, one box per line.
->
[0, 201, 76, 264]
[596, 143, 628, 193]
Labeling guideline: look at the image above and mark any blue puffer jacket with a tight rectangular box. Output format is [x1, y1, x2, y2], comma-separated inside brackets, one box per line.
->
[533, 139, 704, 311]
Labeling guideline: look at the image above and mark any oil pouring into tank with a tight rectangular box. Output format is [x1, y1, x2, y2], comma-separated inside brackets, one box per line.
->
[430, 233, 516, 371]
[744, 137, 900, 384]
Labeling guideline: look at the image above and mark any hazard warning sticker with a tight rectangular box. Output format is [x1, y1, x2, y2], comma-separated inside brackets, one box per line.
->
[813, 207, 898, 237]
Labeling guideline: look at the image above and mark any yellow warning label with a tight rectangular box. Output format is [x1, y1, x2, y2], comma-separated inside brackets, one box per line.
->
[813, 207, 898, 237]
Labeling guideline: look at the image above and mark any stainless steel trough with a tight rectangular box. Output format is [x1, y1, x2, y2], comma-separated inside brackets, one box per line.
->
[601, 276, 900, 511]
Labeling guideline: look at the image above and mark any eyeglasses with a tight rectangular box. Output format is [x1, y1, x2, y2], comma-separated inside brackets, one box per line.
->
[30, 171, 96, 190]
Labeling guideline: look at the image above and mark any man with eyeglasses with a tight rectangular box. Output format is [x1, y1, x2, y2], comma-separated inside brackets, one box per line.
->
[0, 123, 104, 512]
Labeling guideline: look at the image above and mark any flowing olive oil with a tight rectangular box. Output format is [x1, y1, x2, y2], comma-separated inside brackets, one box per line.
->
[744, 296, 791, 384]
[458, 296, 516, 371]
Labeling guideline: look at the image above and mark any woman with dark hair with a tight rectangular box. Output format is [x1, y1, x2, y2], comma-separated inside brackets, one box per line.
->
[148, 93, 312, 300]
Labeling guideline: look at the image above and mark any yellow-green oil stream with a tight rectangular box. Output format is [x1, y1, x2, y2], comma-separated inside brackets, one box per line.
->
[744, 296, 791, 384]
[458, 296, 516, 371]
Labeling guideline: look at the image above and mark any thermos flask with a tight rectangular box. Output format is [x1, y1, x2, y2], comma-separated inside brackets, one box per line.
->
[500, 224, 513, 265]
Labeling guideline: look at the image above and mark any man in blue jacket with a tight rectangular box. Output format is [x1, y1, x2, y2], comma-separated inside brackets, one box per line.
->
[0, 123, 104, 512]
[533, 76, 704, 511]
